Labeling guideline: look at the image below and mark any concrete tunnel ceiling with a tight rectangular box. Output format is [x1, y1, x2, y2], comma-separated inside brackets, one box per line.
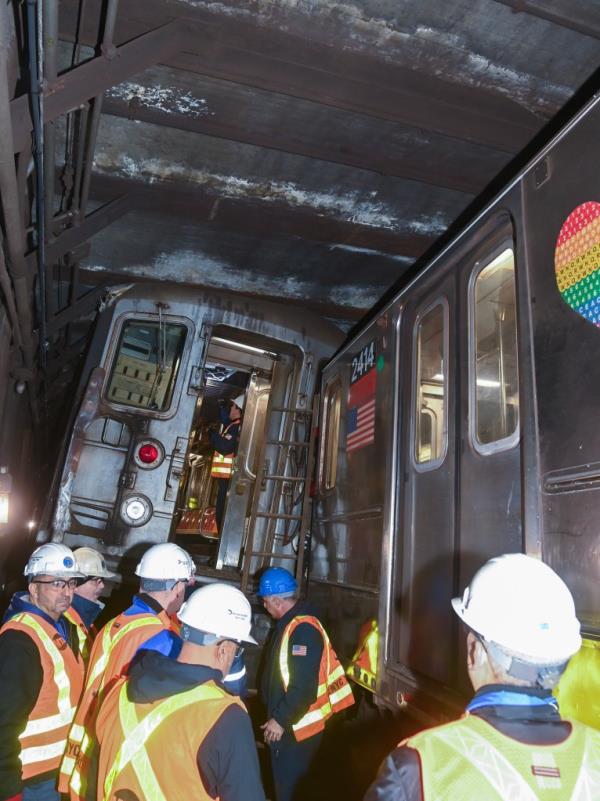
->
[24, 0, 600, 346]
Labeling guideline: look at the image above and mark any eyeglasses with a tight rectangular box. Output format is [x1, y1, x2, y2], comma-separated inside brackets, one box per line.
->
[32, 578, 79, 591]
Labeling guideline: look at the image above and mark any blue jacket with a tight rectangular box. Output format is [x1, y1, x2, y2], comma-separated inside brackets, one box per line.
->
[70, 592, 103, 630]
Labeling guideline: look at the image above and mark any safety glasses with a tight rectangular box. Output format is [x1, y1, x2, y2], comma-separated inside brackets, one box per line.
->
[32, 578, 79, 590]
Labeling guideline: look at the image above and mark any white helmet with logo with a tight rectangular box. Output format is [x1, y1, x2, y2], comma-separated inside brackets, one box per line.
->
[452, 553, 581, 664]
[24, 543, 85, 579]
[73, 547, 117, 579]
[135, 543, 194, 581]
[178, 583, 257, 644]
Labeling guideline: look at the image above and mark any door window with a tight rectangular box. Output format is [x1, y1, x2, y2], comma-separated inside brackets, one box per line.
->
[106, 319, 187, 411]
[470, 248, 519, 452]
[321, 378, 342, 490]
[414, 303, 447, 467]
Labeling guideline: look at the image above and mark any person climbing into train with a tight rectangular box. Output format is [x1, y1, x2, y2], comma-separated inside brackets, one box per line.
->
[363, 553, 600, 801]
[258, 566, 355, 801]
[210, 393, 244, 533]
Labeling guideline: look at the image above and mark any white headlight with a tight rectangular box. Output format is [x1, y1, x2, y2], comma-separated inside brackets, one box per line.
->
[120, 494, 153, 527]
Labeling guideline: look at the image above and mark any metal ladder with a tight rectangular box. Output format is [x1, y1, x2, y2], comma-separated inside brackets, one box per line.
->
[240, 396, 318, 594]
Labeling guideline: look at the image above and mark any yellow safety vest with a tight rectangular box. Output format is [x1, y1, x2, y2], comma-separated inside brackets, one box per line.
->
[210, 422, 237, 478]
[100, 679, 244, 801]
[279, 615, 354, 741]
[404, 712, 600, 801]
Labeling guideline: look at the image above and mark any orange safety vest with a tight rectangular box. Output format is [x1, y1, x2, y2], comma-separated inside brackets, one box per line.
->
[278, 615, 355, 742]
[59, 607, 174, 800]
[347, 618, 378, 692]
[0, 612, 84, 781]
[64, 604, 97, 665]
[403, 712, 600, 801]
[97, 675, 245, 801]
[210, 422, 237, 479]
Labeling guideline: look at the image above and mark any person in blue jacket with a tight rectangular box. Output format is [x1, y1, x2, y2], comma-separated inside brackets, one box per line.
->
[209, 394, 244, 533]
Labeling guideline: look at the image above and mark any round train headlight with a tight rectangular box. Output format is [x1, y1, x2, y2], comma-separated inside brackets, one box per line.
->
[120, 494, 153, 527]
[133, 439, 165, 470]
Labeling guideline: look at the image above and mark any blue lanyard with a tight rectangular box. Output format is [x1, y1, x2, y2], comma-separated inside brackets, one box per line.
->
[466, 690, 558, 713]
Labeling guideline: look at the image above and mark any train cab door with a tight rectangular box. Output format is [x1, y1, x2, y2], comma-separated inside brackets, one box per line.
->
[393, 275, 458, 692]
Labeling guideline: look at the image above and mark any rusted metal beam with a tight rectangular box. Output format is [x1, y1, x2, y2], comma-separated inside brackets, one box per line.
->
[47, 287, 105, 336]
[25, 194, 132, 273]
[101, 96, 482, 196]
[491, 0, 600, 40]
[91, 174, 433, 259]
[30, 6, 542, 155]
[11, 19, 184, 150]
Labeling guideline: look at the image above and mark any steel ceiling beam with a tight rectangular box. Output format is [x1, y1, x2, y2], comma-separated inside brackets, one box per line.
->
[32, 3, 543, 156]
[10, 19, 185, 151]
[491, 1, 600, 40]
[101, 96, 482, 196]
[90, 174, 434, 259]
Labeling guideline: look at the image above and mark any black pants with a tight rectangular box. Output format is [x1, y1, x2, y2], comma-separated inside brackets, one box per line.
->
[215, 477, 230, 531]
[270, 732, 323, 801]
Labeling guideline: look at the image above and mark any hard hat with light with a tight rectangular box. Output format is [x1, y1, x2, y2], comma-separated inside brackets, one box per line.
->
[257, 567, 298, 598]
[178, 583, 257, 644]
[24, 543, 85, 579]
[73, 547, 117, 579]
[135, 543, 194, 581]
[452, 553, 581, 665]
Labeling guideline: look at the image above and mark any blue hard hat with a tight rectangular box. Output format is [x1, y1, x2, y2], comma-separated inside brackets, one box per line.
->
[257, 567, 298, 597]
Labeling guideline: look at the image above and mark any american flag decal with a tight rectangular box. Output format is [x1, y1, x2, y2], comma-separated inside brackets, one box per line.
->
[292, 644, 307, 656]
[346, 350, 377, 454]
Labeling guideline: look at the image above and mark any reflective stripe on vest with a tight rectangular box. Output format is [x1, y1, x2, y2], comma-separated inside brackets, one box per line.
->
[211, 452, 234, 478]
[347, 619, 378, 692]
[61, 614, 163, 799]
[104, 681, 229, 800]
[405, 713, 600, 801]
[4, 613, 83, 777]
[64, 607, 92, 663]
[279, 615, 354, 741]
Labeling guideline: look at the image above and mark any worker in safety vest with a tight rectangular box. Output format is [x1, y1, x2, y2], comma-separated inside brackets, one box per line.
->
[209, 393, 244, 532]
[258, 567, 354, 801]
[364, 553, 600, 801]
[59, 542, 194, 801]
[96, 582, 265, 801]
[0, 543, 86, 801]
[64, 548, 117, 663]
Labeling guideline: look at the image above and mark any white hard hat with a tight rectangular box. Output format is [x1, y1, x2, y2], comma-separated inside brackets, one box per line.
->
[24, 543, 85, 579]
[135, 543, 194, 581]
[73, 547, 117, 579]
[178, 583, 257, 644]
[452, 553, 581, 664]
[232, 394, 245, 409]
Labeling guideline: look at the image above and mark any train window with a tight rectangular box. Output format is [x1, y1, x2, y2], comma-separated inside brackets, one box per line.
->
[106, 319, 187, 411]
[470, 247, 519, 451]
[322, 378, 342, 489]
[414, 302, 447, 466]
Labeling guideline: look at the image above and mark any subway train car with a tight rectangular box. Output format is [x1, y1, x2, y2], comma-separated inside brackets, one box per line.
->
[311, 91, 600, 726]
[43, 287, 343, 577]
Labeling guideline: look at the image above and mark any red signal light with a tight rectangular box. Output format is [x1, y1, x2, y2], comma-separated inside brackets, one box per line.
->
[138, 444, 159, 464]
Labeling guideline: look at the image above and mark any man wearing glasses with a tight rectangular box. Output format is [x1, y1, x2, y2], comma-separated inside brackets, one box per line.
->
[96, 582, 265, 801]
[0, 543, 86, 801]
[64, 547, 117, 663]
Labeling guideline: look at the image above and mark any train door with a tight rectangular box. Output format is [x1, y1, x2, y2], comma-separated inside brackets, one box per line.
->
[174, 333, 275, 566]
[388, 219, 523, 709]
[393, 276, 458, 694]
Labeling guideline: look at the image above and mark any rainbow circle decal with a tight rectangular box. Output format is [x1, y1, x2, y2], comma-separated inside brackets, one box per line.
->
[555, 201, 600, 327]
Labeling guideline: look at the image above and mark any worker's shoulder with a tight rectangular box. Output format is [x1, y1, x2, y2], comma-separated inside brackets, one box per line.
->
[364, 743, 422, 801]
[0, 625, 40, 652]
